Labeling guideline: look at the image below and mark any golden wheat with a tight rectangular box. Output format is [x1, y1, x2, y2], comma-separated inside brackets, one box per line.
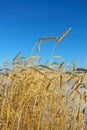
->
[0, 28, 87, 130]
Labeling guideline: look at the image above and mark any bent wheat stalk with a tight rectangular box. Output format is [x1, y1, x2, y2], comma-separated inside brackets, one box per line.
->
[30, 36, 58, 56]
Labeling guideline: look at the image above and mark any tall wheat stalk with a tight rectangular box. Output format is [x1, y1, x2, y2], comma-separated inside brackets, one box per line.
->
[48, 27, 71, 65]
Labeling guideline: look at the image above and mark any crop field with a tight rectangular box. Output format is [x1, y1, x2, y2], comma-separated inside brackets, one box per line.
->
[0, 28, 87, 130]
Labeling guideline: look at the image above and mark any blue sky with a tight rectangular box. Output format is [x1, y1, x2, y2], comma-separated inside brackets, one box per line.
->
[0, 0, 87, 67]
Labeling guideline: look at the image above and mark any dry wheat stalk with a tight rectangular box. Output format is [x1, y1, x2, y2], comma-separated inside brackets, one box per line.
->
[48, 28, 71, 65]
[13, 52, 22, 64]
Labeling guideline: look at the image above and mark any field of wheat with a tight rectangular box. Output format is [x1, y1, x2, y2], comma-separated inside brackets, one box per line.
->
[0, 28, 87, 130]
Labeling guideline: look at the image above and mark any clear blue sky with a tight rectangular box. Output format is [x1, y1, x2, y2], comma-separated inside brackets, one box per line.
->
[0, 0, 87, 67]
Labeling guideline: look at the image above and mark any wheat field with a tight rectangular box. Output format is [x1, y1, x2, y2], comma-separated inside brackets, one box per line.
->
[0, 28, 87, 130]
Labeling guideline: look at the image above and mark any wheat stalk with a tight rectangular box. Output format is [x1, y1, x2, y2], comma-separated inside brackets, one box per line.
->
[37, 36, 59, 55]
[13, 52, 22, 64]
[48, 27, 71, 65]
